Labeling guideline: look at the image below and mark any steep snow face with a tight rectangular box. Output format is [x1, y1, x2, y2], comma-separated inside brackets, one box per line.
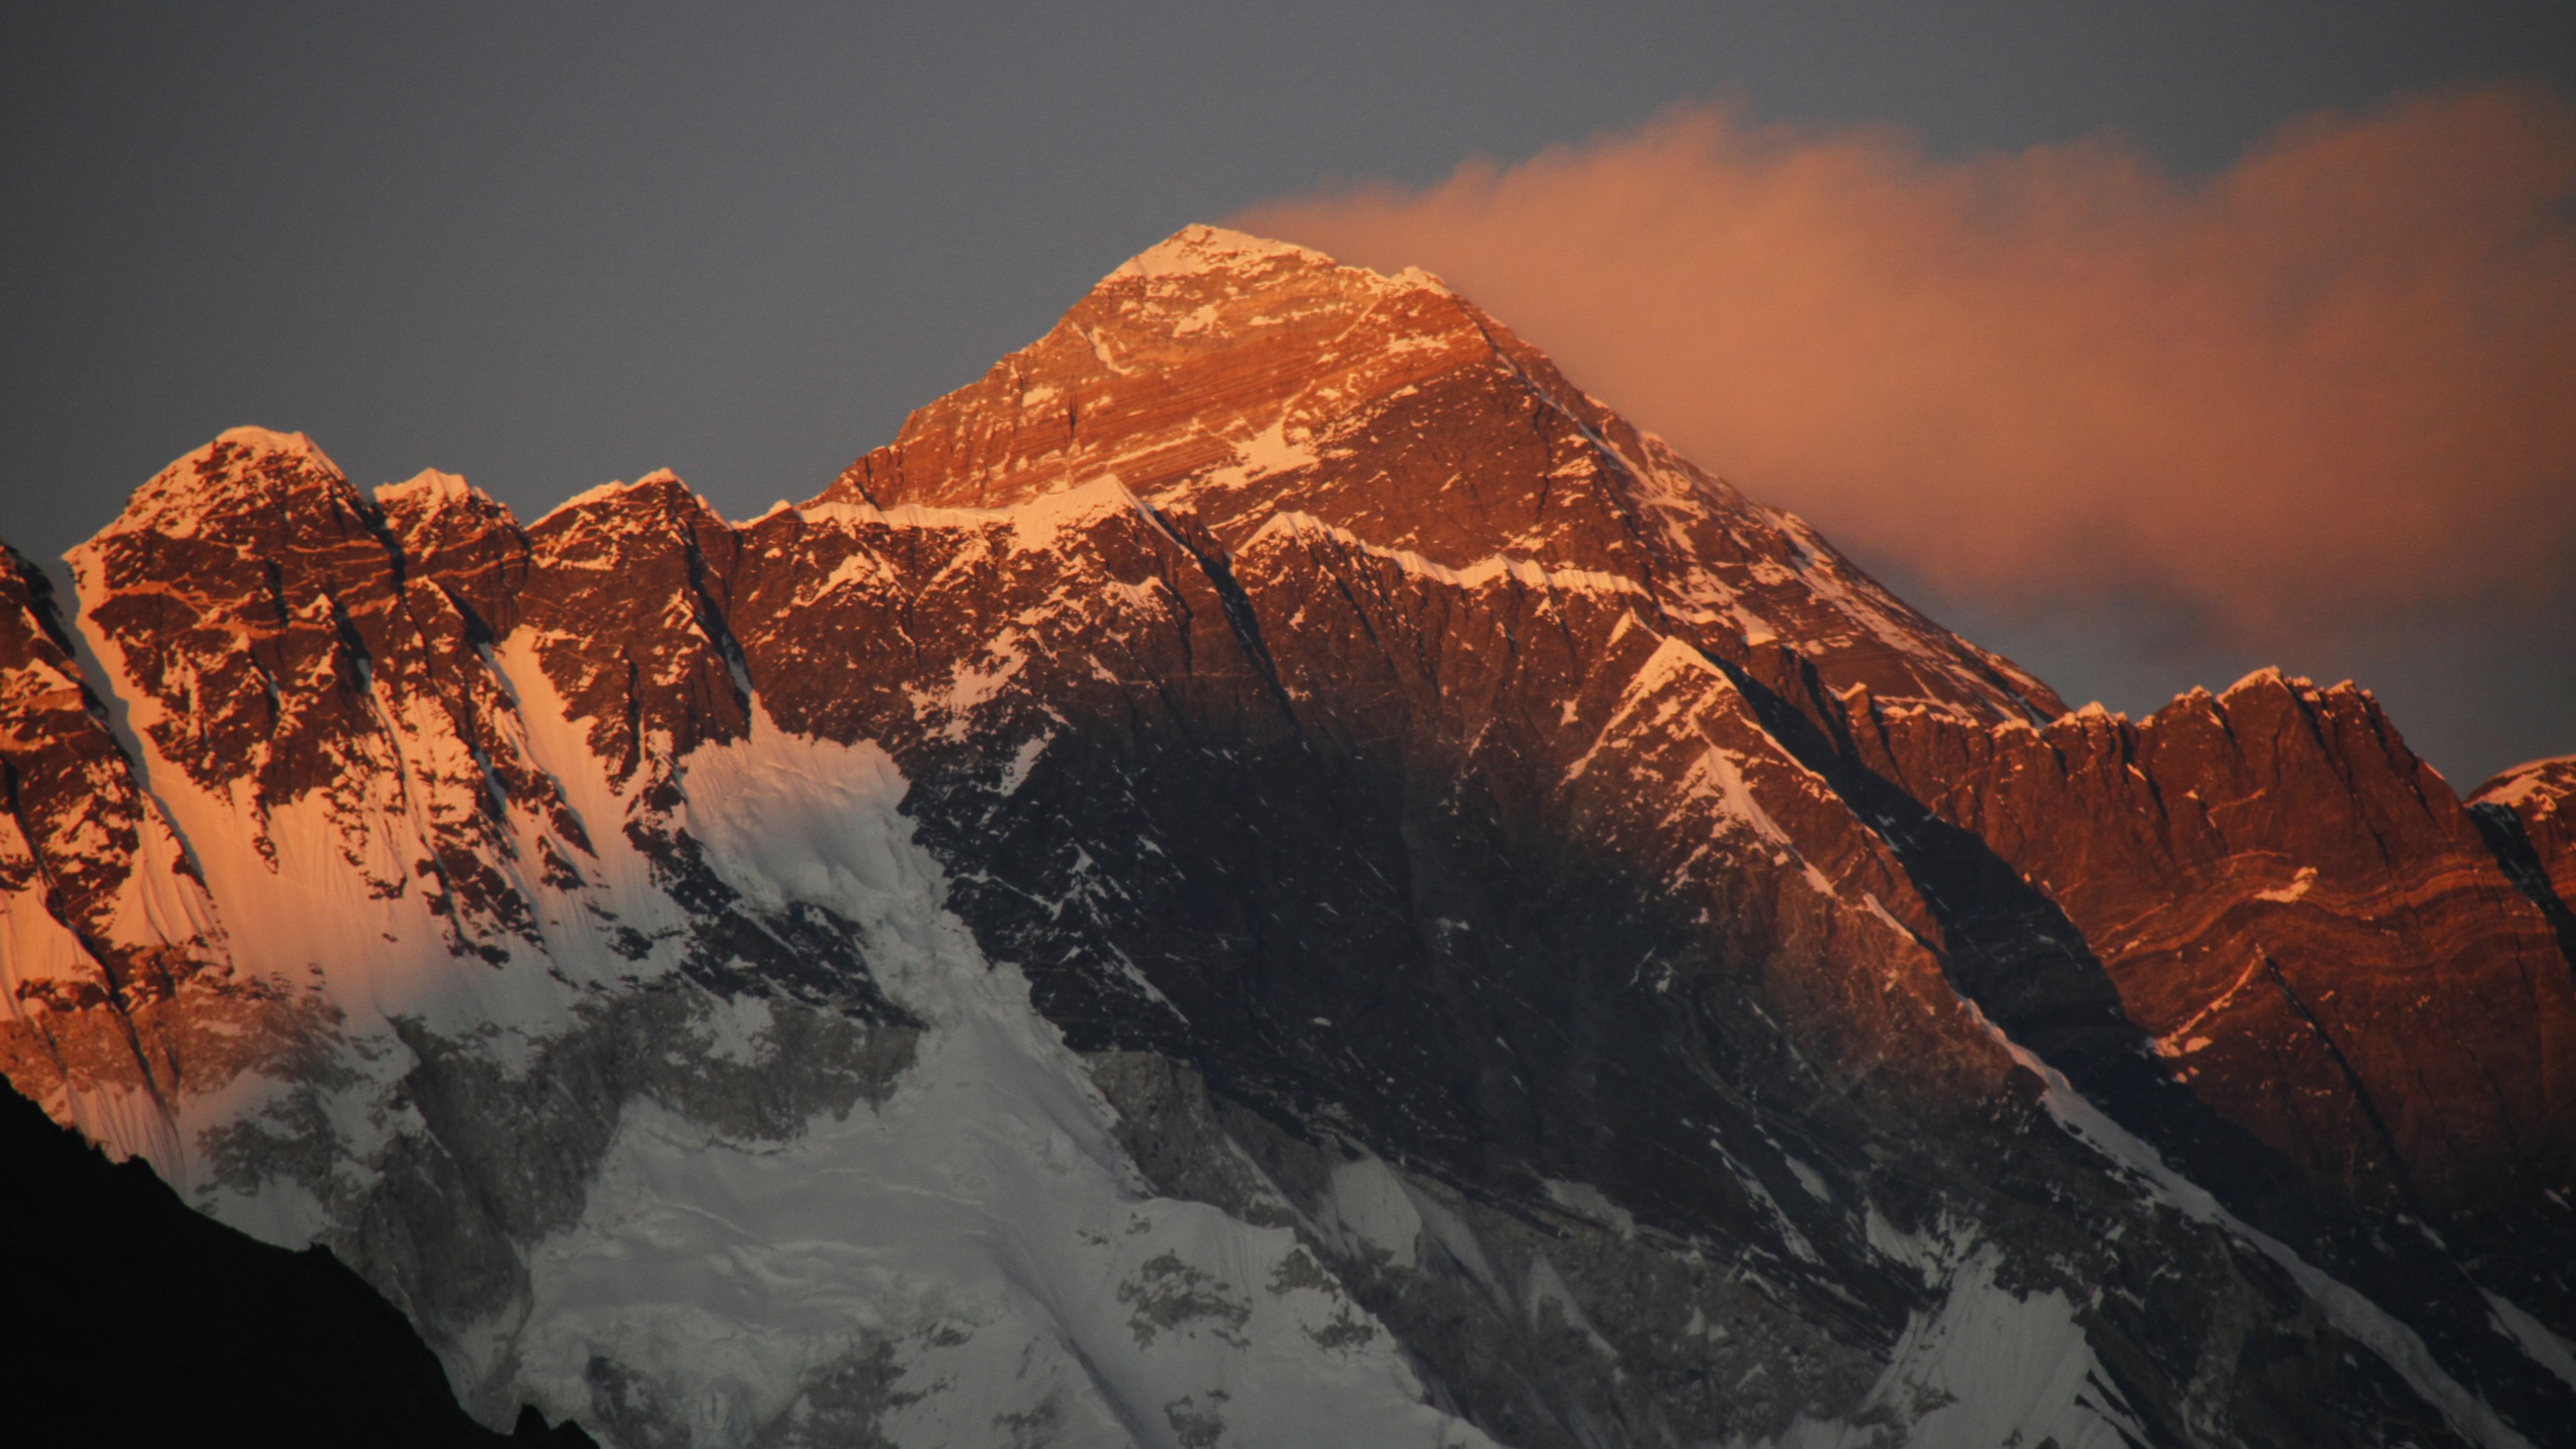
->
[1776, 1246, 2147, 1449]
[501, 716, 1493, 1447]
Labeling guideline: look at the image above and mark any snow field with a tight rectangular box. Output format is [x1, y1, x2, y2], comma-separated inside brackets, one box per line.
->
[490, 710, 1497, 1446]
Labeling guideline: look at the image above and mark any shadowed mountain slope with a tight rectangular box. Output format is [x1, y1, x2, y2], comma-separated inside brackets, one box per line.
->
[3, 226, 2571, 1448]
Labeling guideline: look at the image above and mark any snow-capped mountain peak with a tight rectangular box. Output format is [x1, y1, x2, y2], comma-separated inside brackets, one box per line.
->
[5, 230, 2573, 1448]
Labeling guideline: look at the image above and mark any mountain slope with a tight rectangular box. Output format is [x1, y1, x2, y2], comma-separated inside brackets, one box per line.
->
[3, 225, 2571, 1448]
[0, 1071, 590, 1446]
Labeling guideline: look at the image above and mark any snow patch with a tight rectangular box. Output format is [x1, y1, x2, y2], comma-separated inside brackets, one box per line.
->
[1114, 225, 1332, 281]
[2256, 865, 2318, 903]
[1246, 511, 1646, 598]
[533, 472, 684, 527]
[2484, 1291, 2576, 1392]
[1320, 1155, 1425, 1271]
[1542, 1179, 1638, 1239]
[2475, 757, 2573, 812]
[999, 733, 1053, 797]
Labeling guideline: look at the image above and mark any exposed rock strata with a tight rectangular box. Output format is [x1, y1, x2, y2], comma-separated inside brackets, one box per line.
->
[3, 226, 2571, 1447]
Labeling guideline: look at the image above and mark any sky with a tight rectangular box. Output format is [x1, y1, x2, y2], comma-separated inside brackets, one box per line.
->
[4, 2, 2569, 784]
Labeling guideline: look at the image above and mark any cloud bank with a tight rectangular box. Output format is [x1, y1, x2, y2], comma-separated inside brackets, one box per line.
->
[1236, 86, 2576, 652]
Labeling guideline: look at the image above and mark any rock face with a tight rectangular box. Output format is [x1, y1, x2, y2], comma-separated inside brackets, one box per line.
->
[3, 225, 2572, 1448]
[1841, 678, 2576, 1207]
[2473, 757, 2576, 963]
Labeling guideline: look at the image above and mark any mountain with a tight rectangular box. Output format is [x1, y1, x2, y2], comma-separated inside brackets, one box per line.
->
[0, 1069, 592, 1445]
[3, 224, 2571, 1448]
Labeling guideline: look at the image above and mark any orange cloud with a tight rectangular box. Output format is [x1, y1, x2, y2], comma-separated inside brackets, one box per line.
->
[1236, 86, 2576, 649]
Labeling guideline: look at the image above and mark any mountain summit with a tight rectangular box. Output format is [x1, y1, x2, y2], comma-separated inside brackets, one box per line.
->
[833, 223, 2061, 723]
[4, 227, 2572, 1448]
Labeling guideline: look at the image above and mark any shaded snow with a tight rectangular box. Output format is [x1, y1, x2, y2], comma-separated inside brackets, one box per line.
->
[2485, 1292, 2576, 1393]
[999, 732, 1053, 796]
[1775, 1246, 2145, 1449]
[486, 710, 1500, 1448]
[1954, 996, 2534, 1449]
[374, 468, 478, 509]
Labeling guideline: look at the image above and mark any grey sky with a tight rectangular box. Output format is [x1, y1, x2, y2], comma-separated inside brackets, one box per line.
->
[5, 2, 2568, 780]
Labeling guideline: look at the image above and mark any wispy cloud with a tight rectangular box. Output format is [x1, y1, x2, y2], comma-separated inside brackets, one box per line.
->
[1236, 86, 2576, 650]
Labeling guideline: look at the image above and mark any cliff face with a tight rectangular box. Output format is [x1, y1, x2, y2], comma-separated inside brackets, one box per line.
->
[2473, 757, 2576, 963]
[1817, 672, 2576, 1370]
[2, 225, 2570, 1449]
[1842, 676, 2575, 1214]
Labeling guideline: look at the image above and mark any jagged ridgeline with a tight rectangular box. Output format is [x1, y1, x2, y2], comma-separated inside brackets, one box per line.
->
[4, 226, 2572, 1448]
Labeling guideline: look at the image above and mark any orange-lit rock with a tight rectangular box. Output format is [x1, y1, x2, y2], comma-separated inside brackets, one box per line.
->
[1, 227, 2568, 1446]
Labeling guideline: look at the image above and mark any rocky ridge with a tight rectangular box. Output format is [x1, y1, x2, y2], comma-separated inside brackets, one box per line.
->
[2, 225, 2571, 1448]
[2473, 757, 2576, 964]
